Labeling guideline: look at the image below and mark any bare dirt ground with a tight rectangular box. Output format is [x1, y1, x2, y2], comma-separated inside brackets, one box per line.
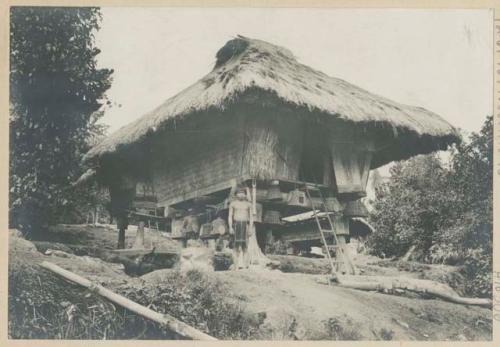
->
[9, 225, 493, 341]
[214, 269, 491, 340]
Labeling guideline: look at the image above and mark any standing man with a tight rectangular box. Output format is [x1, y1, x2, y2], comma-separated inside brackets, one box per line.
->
[228, 186, 253, 269]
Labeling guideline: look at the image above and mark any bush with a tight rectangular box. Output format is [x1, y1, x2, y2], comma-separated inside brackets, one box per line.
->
[8, 260, 172, 339]
[320, 317, 361, 340]
[462, 249, 492, 298]
[9, 260, 262, 339]
[118, 269, 263, 339]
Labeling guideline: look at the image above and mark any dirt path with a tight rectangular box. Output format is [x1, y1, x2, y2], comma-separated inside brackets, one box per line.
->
[216, 269, 492, 340]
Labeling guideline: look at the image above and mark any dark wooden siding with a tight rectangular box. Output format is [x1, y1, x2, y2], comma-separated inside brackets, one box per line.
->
[153, 121, 245, 206]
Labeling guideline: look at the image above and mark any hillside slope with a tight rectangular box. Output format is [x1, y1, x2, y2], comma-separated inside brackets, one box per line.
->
[8, 225, 492, 341]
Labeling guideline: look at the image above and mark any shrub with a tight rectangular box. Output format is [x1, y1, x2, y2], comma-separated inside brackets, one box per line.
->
[319, 317, 361, 340]
[8, 260, 172, 339]
[462, 249, 492, 298]
[119, 269, 263, 339]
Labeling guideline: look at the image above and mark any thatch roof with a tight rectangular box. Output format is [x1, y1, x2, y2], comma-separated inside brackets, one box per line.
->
[85, 35, 459, 163]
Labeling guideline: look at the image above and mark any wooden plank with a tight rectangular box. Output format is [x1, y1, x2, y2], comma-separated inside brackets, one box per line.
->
[330, 144, 372, 195]
[157, 177, 245, 208]
[129, 210, 167, 220]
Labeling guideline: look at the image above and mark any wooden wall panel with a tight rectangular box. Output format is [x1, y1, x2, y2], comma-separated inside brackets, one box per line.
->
[152, 122, 245, 207]
[330, 144, 372, 195]
[241, 115, 302, 181]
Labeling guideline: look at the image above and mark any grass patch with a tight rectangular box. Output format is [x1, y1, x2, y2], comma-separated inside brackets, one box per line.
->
[119, 269, 263, 339]
[8, 259, 174, 339]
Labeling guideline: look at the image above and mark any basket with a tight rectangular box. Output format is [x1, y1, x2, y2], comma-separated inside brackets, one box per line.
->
[263, 209, 282, 224]
[212, 217, 228, 236]
[287, 189, 308, 207]
[171, 219, 186, 239]
[199, 223, 215, 239]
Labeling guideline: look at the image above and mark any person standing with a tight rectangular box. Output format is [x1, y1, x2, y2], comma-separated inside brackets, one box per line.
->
[228, 187, 253, 269]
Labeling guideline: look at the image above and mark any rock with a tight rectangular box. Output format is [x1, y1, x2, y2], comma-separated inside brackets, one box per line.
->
[9, 229, 24, 238]
[9, 235, 37, 252]
[266, 260, 281, 269]
[186, 239, 204, 248]
[33, 241, 74, 255]
[179, 246, 214, 272]
[392, 318, 410, 329]
[141, 268, 175, 284]
[46, 249, 71, 258]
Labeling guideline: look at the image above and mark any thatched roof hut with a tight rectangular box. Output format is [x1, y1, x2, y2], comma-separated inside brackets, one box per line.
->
[86, 35, 458, 165]
[86, 35, 459, 211]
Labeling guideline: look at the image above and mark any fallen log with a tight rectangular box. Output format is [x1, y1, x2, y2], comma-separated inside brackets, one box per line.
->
[325, 274, 492, 308]
[40, 261, 217, 340]
[103, 248, 177, 257]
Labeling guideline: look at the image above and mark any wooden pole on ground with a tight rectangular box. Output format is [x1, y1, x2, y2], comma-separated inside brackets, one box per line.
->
[40, 261, 217, 341]
[333, 274, 492, 308]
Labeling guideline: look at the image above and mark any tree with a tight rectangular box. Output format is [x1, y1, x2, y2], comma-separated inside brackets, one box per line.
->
[9, 7, 113, 236]
[367, 116, 493, 297]
[368, 154, 454, 259]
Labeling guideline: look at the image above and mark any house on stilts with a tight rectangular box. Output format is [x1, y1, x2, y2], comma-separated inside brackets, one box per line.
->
[83, 36, 459, 271]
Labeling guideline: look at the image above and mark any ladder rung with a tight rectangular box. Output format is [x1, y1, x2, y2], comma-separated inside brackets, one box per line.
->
[320, 229, 334, 233]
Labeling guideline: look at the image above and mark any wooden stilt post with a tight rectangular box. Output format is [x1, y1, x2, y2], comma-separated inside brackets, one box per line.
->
[117, 227, 126, 249]
[116, 212, 128, 249]
[134, 221, 145, 249]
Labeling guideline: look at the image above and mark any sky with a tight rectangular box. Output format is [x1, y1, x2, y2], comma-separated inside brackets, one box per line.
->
[95, 8, 493, 136]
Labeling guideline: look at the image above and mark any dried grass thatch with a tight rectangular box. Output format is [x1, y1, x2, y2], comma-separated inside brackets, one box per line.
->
[85, 35, 459, 162]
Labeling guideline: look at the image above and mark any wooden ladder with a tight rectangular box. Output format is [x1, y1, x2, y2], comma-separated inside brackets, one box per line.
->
[302, 183, 357, 276]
